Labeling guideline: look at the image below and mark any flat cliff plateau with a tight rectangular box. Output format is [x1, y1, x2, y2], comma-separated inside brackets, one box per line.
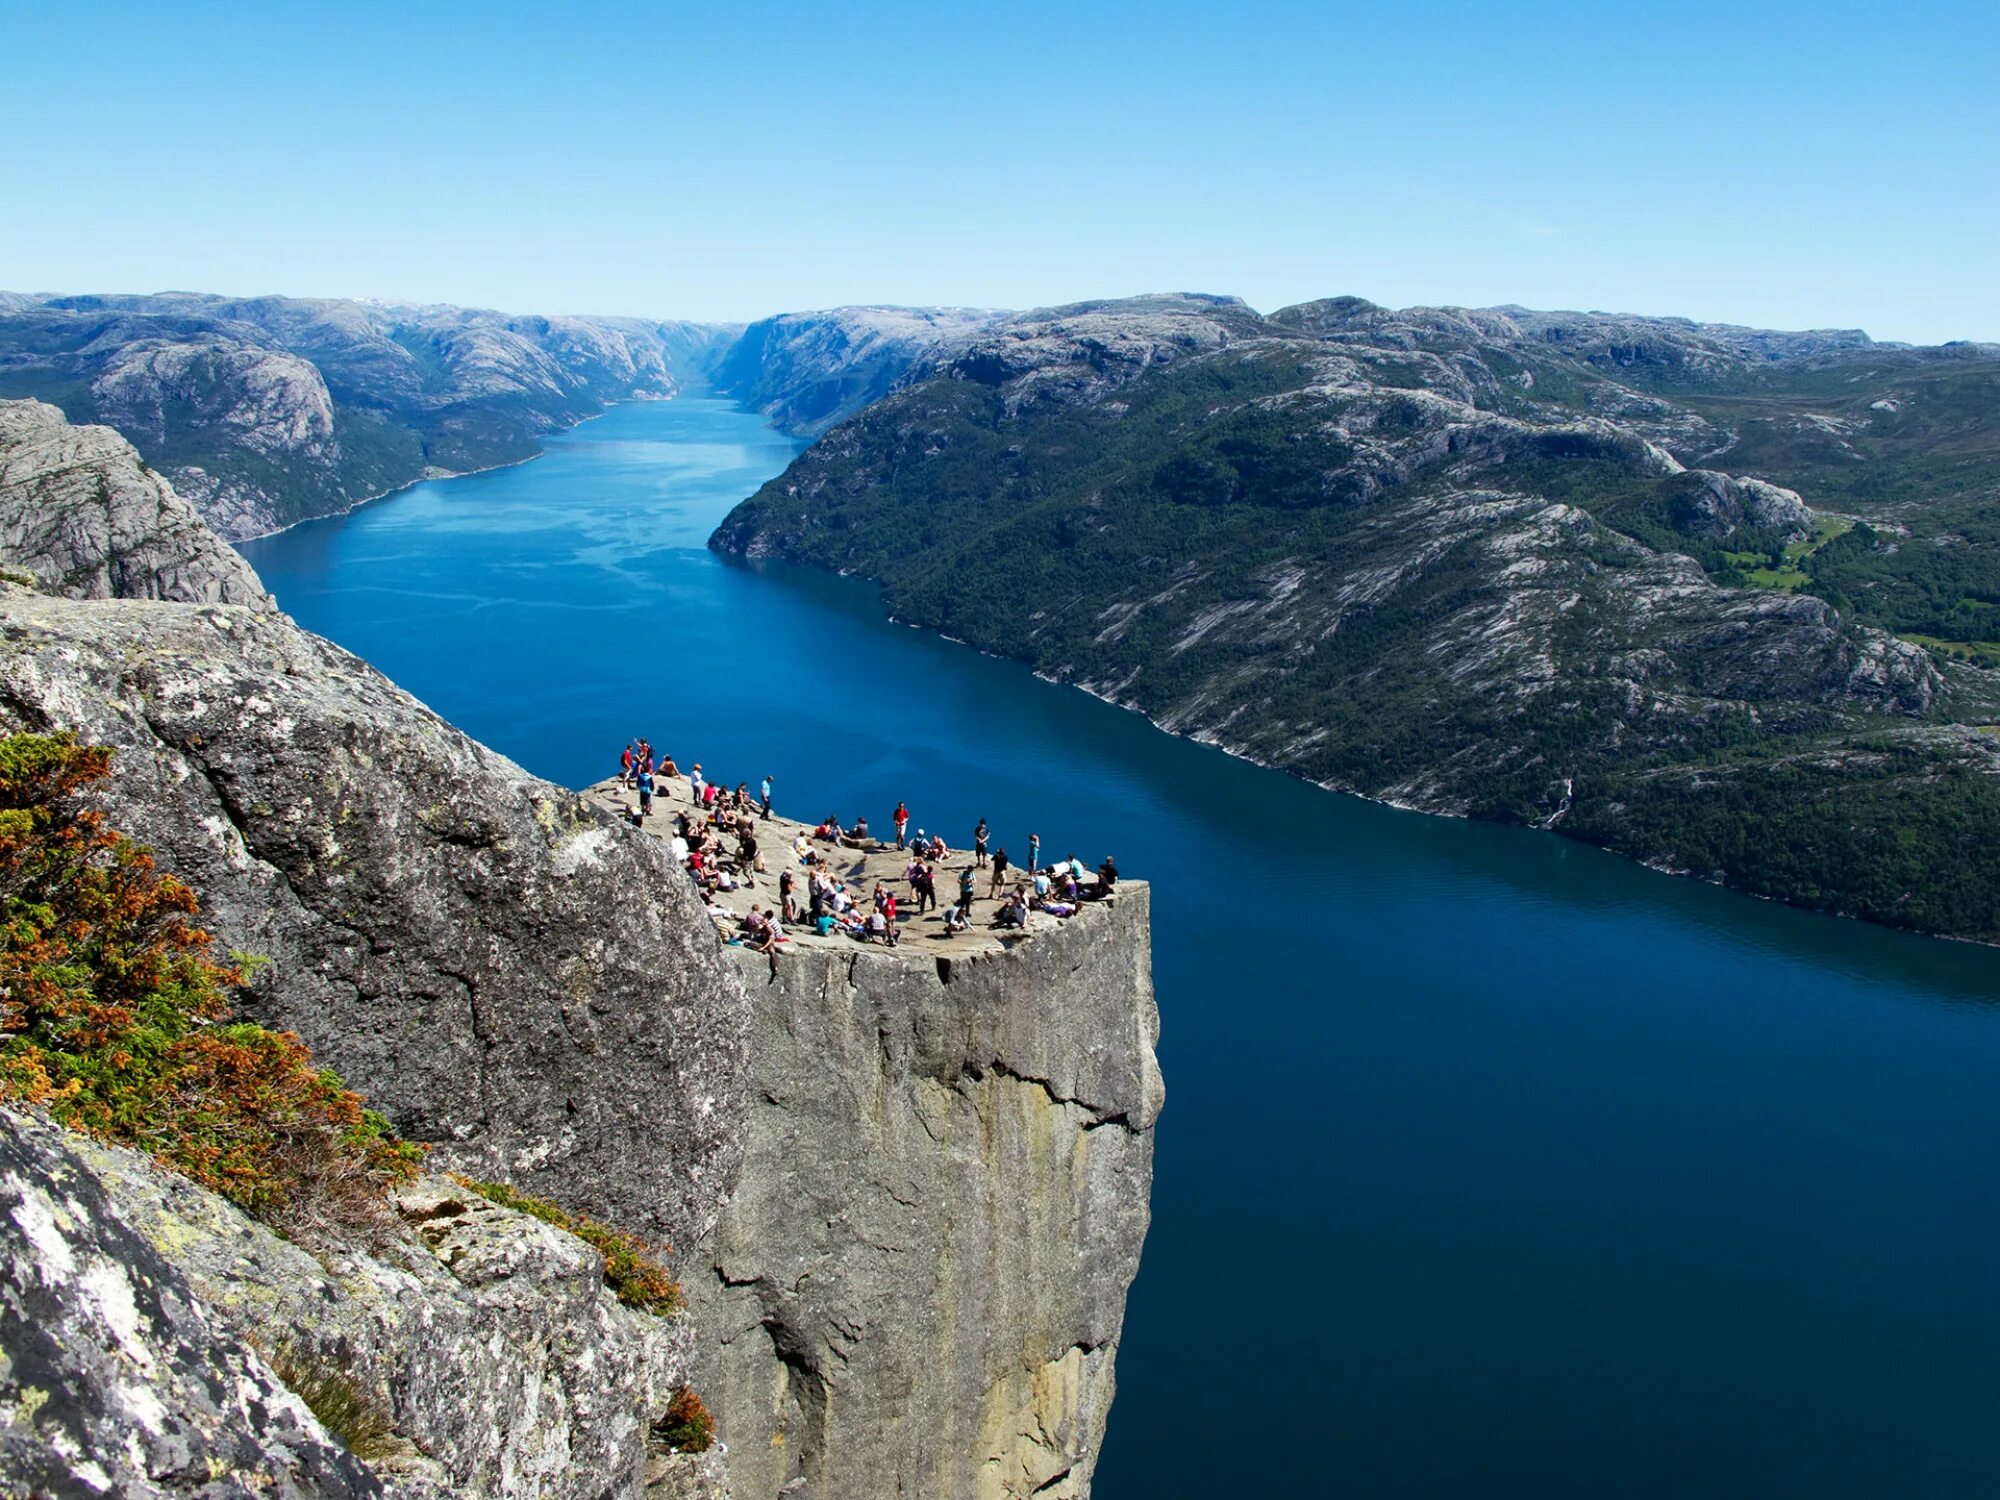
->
[0, 379, 1162, 1498]
[588, 780, 1163, 1500]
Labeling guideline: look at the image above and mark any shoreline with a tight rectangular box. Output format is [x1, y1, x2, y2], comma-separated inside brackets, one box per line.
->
[226, 391, 683, 545]
[792, 582, 1998, 952]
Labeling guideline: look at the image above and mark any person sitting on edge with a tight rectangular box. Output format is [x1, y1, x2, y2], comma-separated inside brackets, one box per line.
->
[660, 753, 680, 782]
[1095, 855, 1118, 898]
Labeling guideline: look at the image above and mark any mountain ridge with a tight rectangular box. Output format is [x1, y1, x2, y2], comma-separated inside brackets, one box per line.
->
[713, 291, 2000, 940]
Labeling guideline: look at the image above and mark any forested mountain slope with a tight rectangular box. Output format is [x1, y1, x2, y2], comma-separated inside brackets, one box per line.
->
[714, 294, 2000, 939]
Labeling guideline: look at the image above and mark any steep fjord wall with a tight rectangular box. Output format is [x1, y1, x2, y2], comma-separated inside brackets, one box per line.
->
[691, 889, 1161, 1500]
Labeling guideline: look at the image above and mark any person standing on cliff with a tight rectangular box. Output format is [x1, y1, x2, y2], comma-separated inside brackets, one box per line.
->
[689, 762, 705, 806]
[620, 742, 635, 786]
[1027, 832, 1041, 876]
[957, 865, 977, 921]
[761, 774, 774, 821]
[973, 818, 989, 867]
[989, 846, 1010, 895]
[893, 800, 910, 850]
[637, 766, 655, 819]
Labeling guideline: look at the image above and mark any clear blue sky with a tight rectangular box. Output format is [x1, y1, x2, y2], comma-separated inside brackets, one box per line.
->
[4, 0, 1995, 342]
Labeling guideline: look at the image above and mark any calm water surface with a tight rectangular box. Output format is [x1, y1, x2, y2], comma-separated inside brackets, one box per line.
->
[242, 399, 2000, 1499]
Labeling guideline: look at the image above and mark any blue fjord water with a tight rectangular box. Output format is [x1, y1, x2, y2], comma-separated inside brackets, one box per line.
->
[241, 398, 2000, 1499]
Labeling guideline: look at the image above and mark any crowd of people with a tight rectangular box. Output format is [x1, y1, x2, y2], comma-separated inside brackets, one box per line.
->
[615, 739, 1121, 978]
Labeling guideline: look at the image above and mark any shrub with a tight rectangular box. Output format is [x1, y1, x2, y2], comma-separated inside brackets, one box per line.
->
[453, 1174, 684, 1315]
[0, 732, 420, 1241]
[259, 1341, 399, 1461]
[654, 1385, 714, 1453]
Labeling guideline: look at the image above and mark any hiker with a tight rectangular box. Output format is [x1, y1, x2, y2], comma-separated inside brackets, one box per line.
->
[780, 867, 798, 923]
[745, 907, 782, 977]
[660, 753, 679, 783]
[893, 801, 910, 849]
[942, 905, 970, 934]
[637, 767, 655, 818]
[1027, 832, 1041, 876]
[1095, 856, 1118, 898]
[988, 846, 1010, 895]
[620, 742, 635, 786]
[957, 865, 977, 920]
[843, 814, 871, 849]
[761, 774, 774, 820]
[913, 861, 937, 915]
[689, 762, 706, 805]
[973, 818, 989, 867]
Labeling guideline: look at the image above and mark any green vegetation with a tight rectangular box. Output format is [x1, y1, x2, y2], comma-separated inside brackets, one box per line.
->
[1723, 517, 1854, 592]
[654, 1386, 715, 1453]
[259, 1342, 400, 1461]
[716, 325, 2000, 942]
[1799, 510, 2000, 651]
[1903, 634, 2000, 668]
[454, 1175, 684, 1315]
[0, 733, 420, 1240]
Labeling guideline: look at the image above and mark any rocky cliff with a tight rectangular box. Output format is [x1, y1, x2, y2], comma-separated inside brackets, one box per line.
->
[0, 398, 268, 605]
[0, 361, 1162, 1497]
[691, 888, 1159, 1500]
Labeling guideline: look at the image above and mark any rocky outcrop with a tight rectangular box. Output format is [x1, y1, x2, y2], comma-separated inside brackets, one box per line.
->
[0, 586, 749, 1249]
[690, 889, 1160, 1500]
[0, 398, 268, 605]
[1, 1108, 725, 1499]
[0, 1109, 382, 1498]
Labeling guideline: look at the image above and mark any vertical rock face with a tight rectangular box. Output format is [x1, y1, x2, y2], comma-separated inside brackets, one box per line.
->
[688, 889, 1162, 1500]
[0, 398, 269, 605]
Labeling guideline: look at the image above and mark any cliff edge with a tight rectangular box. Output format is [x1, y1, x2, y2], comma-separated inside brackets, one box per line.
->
[587, 781, 1162, 1500]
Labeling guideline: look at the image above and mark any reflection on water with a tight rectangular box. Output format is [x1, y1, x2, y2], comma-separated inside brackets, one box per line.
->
[242, 399, 2000, 1500]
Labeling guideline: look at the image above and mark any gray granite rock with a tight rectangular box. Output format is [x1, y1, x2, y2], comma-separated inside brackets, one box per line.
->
[0, 589, 749, 1252]
[688, 889, 1161, 1500]
[0, 1109, 384, 1498]
[0, 398, 269, 604]
[0, 1108, 702, 1499]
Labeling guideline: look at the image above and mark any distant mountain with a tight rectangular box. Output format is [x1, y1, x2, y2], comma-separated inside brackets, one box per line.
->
[701, 306, 1006, 437]
[0, 293, 1008, 539]
[714, 293, 2000, 940]
[0, 292, 736, 538]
